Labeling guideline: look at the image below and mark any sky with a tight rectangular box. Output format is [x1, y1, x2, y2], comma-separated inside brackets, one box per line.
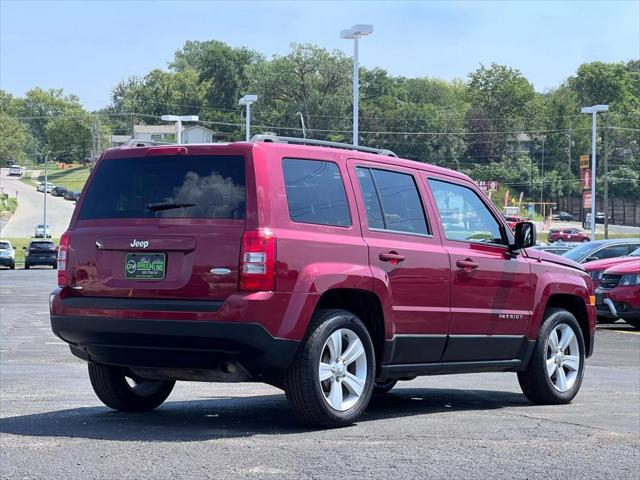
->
[1, 0, 639, 110]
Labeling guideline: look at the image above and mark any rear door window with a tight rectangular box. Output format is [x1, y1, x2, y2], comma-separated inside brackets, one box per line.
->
[78, 155, 246, 220]
[282, 159, 351, 227]
[356, 167, 428, 235]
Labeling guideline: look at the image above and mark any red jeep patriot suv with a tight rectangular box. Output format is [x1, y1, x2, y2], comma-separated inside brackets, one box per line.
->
[50, 136, 596, 427]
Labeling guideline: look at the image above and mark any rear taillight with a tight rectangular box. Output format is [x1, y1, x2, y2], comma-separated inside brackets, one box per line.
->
[239, 229, 276, 291]
[57, 231, 70, 287]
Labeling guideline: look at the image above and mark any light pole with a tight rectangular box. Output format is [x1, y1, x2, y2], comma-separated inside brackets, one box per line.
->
[239, 95, 258, 141]
[161, 115, 199, 144]
[297, 112, 307, 138]
[581, 104, 608, 239]
[43, 152, 49, 237]
[341, 24, 373, 147]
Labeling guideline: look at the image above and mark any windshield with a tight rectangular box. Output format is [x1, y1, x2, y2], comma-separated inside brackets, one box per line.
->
[78, 155, 245, 220]
[0, 242, 10, 249]
[630, 248, 640, 257]
[562, 242, 595, 261]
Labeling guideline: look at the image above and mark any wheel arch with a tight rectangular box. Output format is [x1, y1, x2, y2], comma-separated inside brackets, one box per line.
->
[315, 288, 386, 373]
[544, 294, 591, 357]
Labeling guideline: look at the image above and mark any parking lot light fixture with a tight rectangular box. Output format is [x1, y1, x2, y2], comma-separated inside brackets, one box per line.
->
[161, 115, 199, 144]
[239, 95, 258, 141]
[580, 104, 609, 239]
[341, 24, 373, 147]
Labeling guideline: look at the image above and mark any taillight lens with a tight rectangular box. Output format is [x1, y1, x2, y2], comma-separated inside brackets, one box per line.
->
[239, 229, 276, 291]
[57, 231, 70, 287]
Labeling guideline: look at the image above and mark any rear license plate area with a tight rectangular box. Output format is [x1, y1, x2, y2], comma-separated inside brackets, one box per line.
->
[125, 253, 166, 280]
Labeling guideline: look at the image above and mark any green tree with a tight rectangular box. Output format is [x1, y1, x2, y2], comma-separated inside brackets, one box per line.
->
[247, 43, 352, 138]
[171, 40, 261, 110]
[465, 63, 538, 163]
[0, 112, 34, 165]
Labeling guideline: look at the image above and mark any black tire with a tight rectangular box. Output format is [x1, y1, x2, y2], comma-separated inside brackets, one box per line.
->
[626, 319, 640, 329]
[24, 262, 29, 269]
[285, 309, 375, 428]
[518, 308, 585, 405]
[373, 379, 397, 394]
[9, 263, 15, 270]
[88, 362, 175, 412]
[582, 238, 589, 243]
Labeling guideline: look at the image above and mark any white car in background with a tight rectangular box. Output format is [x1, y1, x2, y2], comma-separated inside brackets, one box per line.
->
[0, 240, 16, 269]
[34, 224, 52, 238]
[37, 182, 55, 193]
[8, 165, 23, 176]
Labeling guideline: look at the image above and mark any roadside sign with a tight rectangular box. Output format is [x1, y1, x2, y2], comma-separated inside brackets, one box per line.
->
[475, 180, 500, 193]
[583, 191, 592, 209]
[580, 155, 590, 170]
[581, 169, 591, 191]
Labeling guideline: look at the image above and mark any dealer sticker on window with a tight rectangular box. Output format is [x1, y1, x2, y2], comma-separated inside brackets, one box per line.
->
[125, 253, 166, 280]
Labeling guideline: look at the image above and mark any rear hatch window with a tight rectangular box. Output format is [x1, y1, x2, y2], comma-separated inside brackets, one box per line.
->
[71, 154, 247, 302]
[79, 155, 245, 220]
[30, 242, 55, 250]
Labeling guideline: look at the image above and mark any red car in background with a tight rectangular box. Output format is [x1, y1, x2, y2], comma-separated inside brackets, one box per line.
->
[548, 228, 590, 243]
[595, 260, 640, 329]
[505, 216, 526, 230]
[583, 248, 640, 289]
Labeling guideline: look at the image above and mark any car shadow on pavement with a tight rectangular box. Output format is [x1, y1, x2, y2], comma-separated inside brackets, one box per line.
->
[0, 387, 531, 441]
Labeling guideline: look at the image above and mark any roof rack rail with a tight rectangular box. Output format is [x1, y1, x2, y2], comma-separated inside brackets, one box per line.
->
[250, 134, 397, 157]
[123, 139, 174, 147]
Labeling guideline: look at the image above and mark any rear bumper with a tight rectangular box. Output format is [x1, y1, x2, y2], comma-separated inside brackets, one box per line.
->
[0, 257, 14, 266]
[51, 315, 299, 377]
[26, 255, 56, 265]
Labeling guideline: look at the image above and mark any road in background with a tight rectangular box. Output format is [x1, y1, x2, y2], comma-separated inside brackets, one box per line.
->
[1, 270, 638, 479]
[549, 220, 640, 236]
[0, 169, 75, 238]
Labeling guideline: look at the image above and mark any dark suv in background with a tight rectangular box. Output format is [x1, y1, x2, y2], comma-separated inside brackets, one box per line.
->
[24, 240, 58, 269]
[50, 137, 596, 427]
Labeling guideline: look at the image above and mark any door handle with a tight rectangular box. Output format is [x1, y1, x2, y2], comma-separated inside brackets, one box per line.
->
[456, 259, 479, 271]
[379, 252, 405, 264]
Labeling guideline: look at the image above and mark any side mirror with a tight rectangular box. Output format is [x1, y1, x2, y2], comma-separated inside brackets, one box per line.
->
[511, 222, 536, 251]
[22, 246, 26, 250]
[585, 256, 599, 262]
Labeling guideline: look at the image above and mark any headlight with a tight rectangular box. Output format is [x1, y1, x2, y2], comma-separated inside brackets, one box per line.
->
[589, 270, 604, 281]
[619, 274, 640, 286]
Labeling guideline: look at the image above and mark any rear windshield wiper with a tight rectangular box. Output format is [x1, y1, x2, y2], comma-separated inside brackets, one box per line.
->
[145, 202, 196, 212]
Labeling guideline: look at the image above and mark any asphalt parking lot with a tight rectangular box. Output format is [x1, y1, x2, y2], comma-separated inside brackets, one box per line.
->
[1, 270, 639, 479]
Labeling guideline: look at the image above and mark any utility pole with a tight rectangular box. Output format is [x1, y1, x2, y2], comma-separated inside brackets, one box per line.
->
[603, 119, 609, 239]
[91, 115, 102, 168]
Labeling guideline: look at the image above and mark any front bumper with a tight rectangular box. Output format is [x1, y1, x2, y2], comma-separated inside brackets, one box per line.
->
[51, 315, 299, 377]
[596, 287, 640, 321]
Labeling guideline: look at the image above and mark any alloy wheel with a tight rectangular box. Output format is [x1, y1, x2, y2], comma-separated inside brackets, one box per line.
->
[546, 323, 581, 392]
[318, 328, 368, 411]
